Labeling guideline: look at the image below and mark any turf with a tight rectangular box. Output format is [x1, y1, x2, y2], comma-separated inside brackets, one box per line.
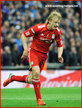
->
[1, 87, 81, 107]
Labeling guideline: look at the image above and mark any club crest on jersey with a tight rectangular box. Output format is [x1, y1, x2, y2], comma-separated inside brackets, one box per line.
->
[41, 34, 44, 36]
[30, 61, 33, 66]
[52, 34, 55, 39]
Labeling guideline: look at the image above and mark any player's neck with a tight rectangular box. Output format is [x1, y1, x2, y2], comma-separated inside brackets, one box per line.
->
[47, 24, 52, 30]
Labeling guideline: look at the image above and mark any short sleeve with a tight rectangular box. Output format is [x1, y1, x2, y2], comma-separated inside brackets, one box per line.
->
[55, 28, 63, 47]
[23, 24, 39, 37]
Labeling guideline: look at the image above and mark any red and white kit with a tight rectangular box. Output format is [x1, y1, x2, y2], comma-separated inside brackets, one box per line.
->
[3, 23, 63, 106]
[23, 23, 63, 71]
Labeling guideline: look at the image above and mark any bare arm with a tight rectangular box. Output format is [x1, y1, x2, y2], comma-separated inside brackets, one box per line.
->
[21, 33, 28, 50]
[58, 46, 63, 58]
[21, 25, 38, 60]
[55, 29, 64, 64]
[21, 33, 28, 59]
[57, 46, 64, 63]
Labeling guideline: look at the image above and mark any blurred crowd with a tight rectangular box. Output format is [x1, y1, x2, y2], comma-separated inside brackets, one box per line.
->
[1, 1, 81, 67]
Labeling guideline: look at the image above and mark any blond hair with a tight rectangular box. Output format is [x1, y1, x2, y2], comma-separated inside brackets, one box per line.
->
[46, 11, 62, 23]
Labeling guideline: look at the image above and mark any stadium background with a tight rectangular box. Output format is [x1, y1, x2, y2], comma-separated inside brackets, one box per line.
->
[1, 1, 81, 107]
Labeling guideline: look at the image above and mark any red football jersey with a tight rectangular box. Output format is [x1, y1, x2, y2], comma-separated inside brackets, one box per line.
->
[23, 23, 63, 53]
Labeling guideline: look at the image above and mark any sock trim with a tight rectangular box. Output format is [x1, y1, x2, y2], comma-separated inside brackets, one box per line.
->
[32, 79, 40, 82]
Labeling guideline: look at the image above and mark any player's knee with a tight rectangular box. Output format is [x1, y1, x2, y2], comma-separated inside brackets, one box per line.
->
[32, 66, 40, 79]
[33, 70, 40, 79]
[28, 75, 32, 83]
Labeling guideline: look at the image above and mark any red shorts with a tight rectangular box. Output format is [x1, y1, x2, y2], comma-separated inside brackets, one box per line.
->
[27, 48, 47, 72]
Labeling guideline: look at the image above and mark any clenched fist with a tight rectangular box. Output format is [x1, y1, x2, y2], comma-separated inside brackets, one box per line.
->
[58, 57, 64, 64]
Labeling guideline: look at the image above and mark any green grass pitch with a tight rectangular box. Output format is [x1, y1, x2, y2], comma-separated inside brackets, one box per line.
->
[1, 87, 81, 107]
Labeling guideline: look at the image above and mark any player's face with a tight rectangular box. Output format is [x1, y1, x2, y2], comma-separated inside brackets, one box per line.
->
[49, 16, 60, 30]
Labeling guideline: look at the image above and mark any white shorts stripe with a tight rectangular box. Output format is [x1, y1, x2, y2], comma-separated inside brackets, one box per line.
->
[32, 79, 40, 82]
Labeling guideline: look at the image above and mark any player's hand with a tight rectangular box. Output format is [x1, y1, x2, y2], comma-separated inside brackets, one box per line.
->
[58, 57, 64, 64]
[21, 50, 28, 60]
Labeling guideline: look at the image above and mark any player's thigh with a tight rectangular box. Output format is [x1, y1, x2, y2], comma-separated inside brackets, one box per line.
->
[40, 57, 47, 72]
[27, 48, 39, 70]
[40, 62, 45, 72]
[28, 66, 40, 81]
[32, 66, 40, 79]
